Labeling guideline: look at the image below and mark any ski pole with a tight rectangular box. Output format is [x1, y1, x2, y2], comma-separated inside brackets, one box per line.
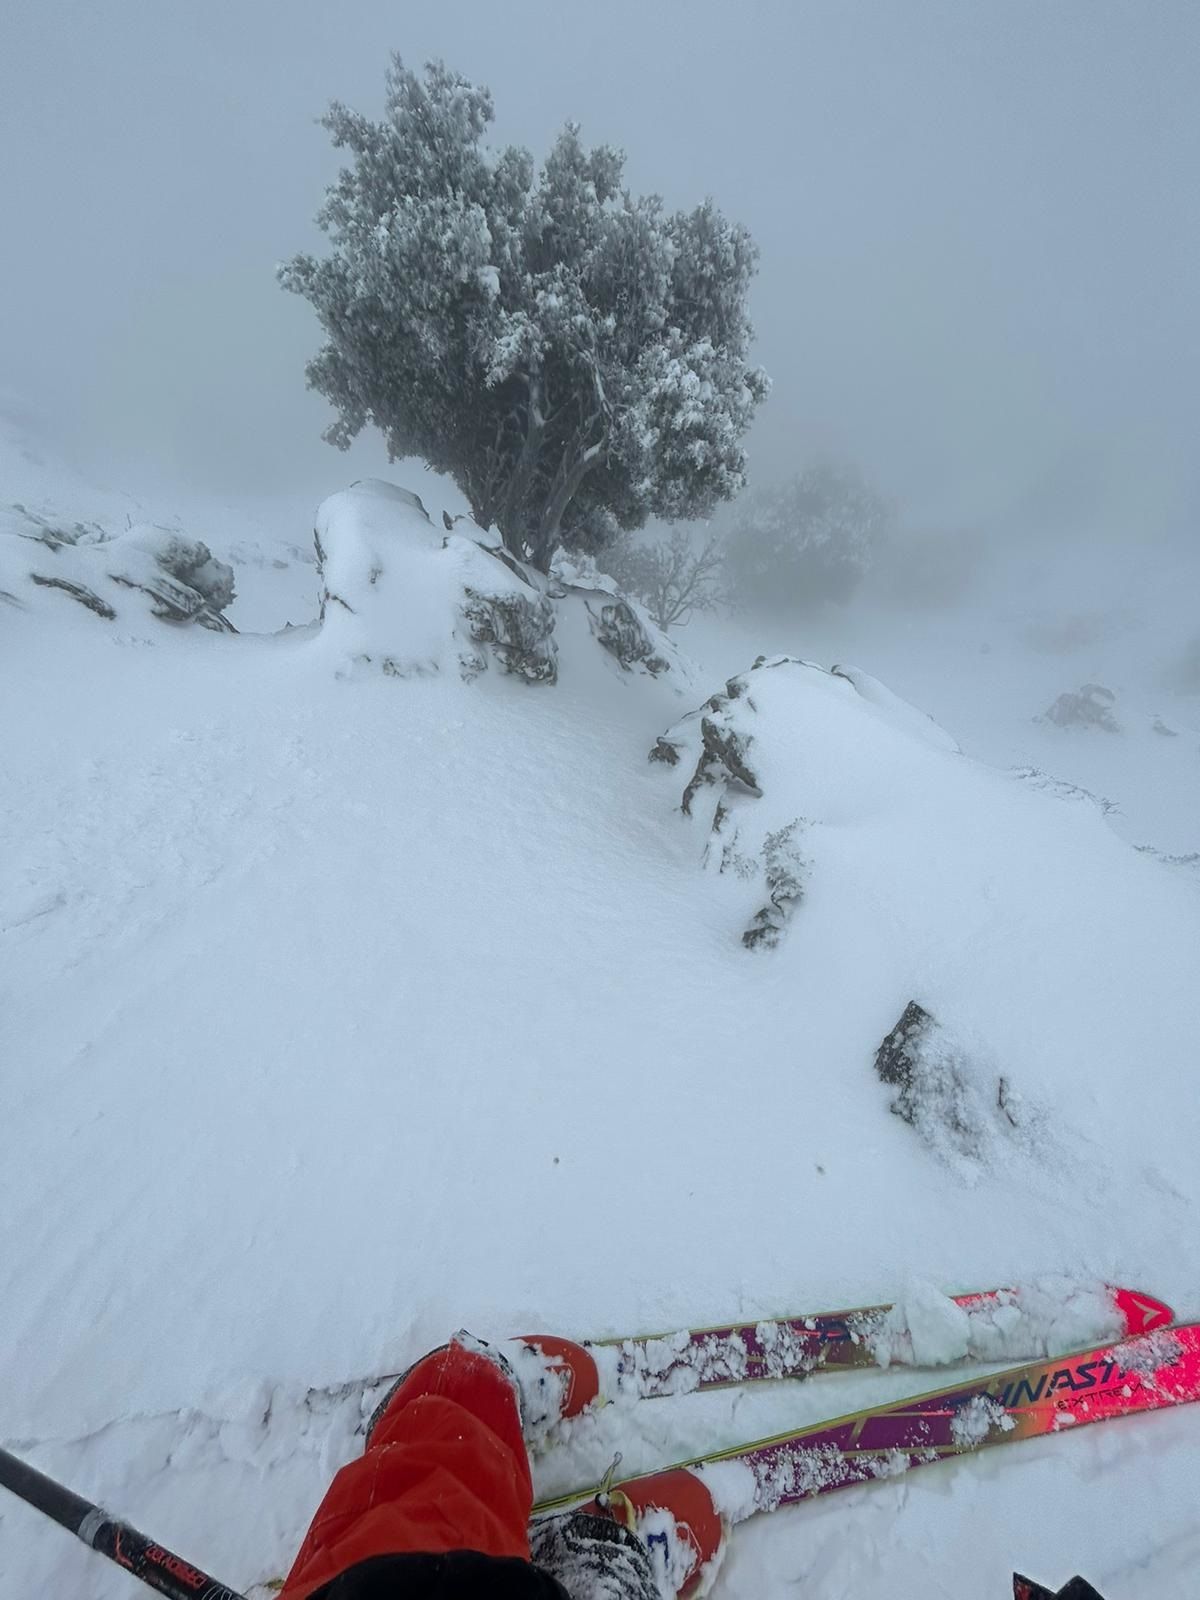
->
[0, 1444, 246, 1600]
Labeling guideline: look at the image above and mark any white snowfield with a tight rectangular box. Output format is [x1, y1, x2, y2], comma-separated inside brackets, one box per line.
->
[3, 441, 1200, 1599]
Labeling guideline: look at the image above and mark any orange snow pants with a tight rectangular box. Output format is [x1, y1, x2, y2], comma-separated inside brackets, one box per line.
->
[278, 1341, 533, 1600]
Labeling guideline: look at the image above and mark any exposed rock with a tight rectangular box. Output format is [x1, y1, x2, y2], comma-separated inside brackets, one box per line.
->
[460, 585, 558, 684]
[9, 504, 107, 550]
[1040, 683, 1121, 733]
[873, 1001, 1035, 1176]
[146, 534, 236, 613]
[874, 1000, 936, 1108]
[584, 594, 671, 676]
[29, 573, 116, 619]
[4, 515, 238, 633]
[677, 679, 763, 817]
[108, 548, 237, 632]
[313, 479, 559, 683]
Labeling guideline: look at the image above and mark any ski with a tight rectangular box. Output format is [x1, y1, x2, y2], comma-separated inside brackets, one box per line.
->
[532, 1321, 1200, 1527]
[516, 1283, 1173, 1410]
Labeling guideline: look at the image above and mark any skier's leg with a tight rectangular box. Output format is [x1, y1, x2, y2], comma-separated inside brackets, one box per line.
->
[279, 1333, 541, 1600]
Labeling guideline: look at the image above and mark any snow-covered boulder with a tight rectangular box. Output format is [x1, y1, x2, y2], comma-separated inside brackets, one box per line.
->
[311, 479, 690, 690]
[313, 479, 556, 682]
[830, 663, 961, 753]
[652, 655, 959, 949]
[0, 507, 237, 632]
[874, 1000, 1032, 1179]
[1039, 682, 1121, 732]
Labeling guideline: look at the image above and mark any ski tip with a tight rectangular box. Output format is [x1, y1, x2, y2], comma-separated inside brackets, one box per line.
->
[1111, 1287, 1174, 1335]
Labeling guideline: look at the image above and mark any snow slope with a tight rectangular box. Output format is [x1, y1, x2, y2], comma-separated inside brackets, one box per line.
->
[3, 442, 1200, 1599]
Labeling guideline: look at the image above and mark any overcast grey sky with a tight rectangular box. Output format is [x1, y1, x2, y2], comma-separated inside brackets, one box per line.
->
[3, 0, 1196, 532]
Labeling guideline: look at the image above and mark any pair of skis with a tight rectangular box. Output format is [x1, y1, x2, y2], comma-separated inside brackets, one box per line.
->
[529, 1284, 1200, 1536]
[3, 1284, 1195, 1600]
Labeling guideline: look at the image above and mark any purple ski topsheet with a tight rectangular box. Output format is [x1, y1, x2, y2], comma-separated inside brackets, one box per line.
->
[691, 1324, 1200, 1520]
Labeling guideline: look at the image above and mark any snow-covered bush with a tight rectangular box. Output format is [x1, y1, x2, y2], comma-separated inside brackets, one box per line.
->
[1039, 683, 1121, 732]
[602, 527, 726, 632]
[280, 57, 769, 573]
[719, 460, 891, 613]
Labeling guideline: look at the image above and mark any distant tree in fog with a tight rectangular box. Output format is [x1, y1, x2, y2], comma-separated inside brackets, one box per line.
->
[603, 526, 726, 631]
[280, 57, 770, 573]
[721, 460, 892, 611]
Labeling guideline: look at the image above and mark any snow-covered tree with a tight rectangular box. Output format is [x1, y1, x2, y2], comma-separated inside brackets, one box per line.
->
[604, 526, 726, 631]
[721, 460, 892, 611]
[280, 57, 770, 572]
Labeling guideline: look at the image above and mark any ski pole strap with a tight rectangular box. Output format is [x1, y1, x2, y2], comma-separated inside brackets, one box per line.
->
[0, 1445, 246, 1600]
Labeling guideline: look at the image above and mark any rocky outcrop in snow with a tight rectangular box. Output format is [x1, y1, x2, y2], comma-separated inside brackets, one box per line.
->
[874, 1001, 1034, 1178]
[654, 655, 960, 952]
[313, 480, 558, 682]
[0, 505, 237, 631]
[312, 480, 685, 690]
[1039, 682, 1121, 732]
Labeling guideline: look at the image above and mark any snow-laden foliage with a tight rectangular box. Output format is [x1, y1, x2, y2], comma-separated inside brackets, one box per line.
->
[0, 509, 237, 631]
[280, 57, 770, 572]
[720, 460, 892, 612]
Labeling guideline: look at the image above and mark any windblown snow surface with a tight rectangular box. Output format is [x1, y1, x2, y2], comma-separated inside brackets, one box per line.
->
[3, 425, 1200, 1599]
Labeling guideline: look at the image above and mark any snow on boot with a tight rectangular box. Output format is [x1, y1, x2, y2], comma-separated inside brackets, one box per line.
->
[507, 1335, 601, 1445]
[364, 1330, 522, 1449]
[530, 1509, 659, 1600]
[575, 1467, 725, 1599]
[1014, 1577, 1106, 1600]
